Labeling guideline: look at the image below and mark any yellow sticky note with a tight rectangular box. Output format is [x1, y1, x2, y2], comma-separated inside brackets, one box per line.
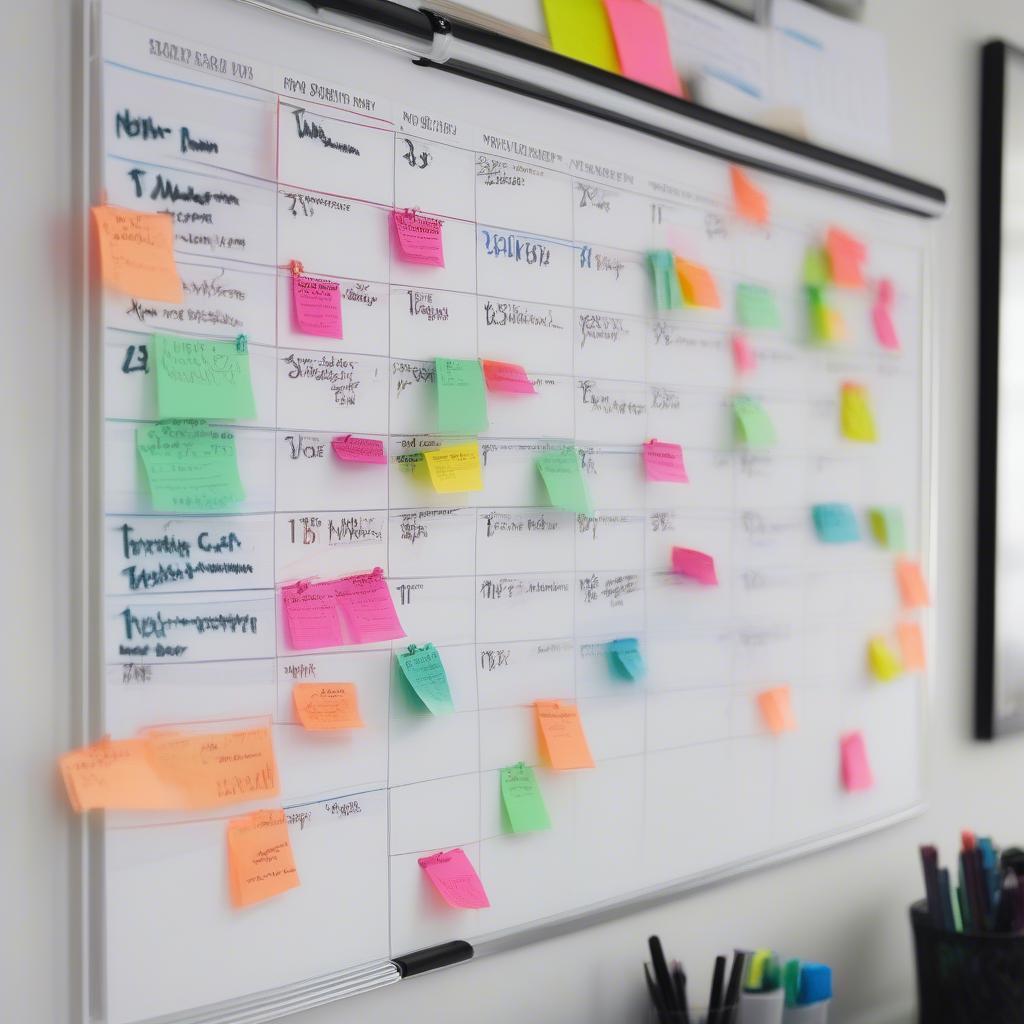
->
[423, 442, 483, 492]
[757, 686, 796, 734]
[535, 700, 595, 770]
[675, 258, 721, 309]
[898, 622, 927, 671]
[868, 636, 903, 681]
[92, 205, 183, 303]
[808, 286, 846, 343]
[895, 558, 931, 608]
[840, 382, 877, 443]
[542, 0, 621, 74]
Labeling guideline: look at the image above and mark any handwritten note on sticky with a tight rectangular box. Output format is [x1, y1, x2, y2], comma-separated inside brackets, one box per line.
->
[293, 683, 364, 730]
[840, 382, 877, 443]
[603, 0, 683, 96]
[671, 546, 718, 585]
[733, 334, 757, 375]
[643, 439, 688, 483]
[331, 434, 386, 465]
[648, 249, 683, 310]
[535, 701, 595, 770]
[435, 357, 488, 434]
[418, 848, 490, 908]
[537, 447, 594, 516]
[676, 258, 721, 309]
[607, 637, 646, 681]
[424, 442, 484, 493]
[737, 283, 781, 330]
[826, 226, 867, 288]
[898, 622, 927, 671]
[152, 333, 256, 420]
[812, 503, 860, 543]
[92, 205, 182, 302]
[136, 421, 245, 512]
[59, 737, 177, 812]
[282, 581, 343, 651]
[227, 809, 300, 908]
[840, 731, 874, 791]
[868, 507, 906, 552]
[397, 643, 454, 714]
[730, 165, 769, 224]
[868, 636, 903, 681]
[292, 273, 342, 338]
[391, 209, 445, 266]
[542, 0, 621, 73]
[335, 567, 405, 644]
[733, 395, 776, 448]
[482, 359, 536, 394]
[757, 686, 796, 734]
[500, 762, 551, 833]
[895, 558, 931, 608]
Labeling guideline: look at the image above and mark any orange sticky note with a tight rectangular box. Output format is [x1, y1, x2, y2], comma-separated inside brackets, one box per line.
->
[730, 166, 769, 224]
[757, 686, 796, 734]
[675, 258, 721, 309]
[227, 809, 300, 908]
[59, 736, 179, 812]
[293, 683, 364, 731]
[898, 622, 927, 671]
[92, 205, 182, 303]
[895, 558, 931, 608]
[535, 700, 595, 770]
[825, 226, 867, 288]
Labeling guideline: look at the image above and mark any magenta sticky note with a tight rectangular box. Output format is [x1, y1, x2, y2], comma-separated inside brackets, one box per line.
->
[732, 334, 757, 374]
[391, 209, 445, 267]
[872, 300, 900, 350]
[644, 440, 688, 483]
[482, 359, 536, 394]
[332, 434, 387, 465]
[282, 581, 343, 651]
[840, 731, 874, 791]
[334, 567, 405, 644]
[418, 848, 490, 909]
[671, 546, 718, 585]
[603, 0, 684, 97]
[877, 277, 895, 306]
[291, 273, 342, 338]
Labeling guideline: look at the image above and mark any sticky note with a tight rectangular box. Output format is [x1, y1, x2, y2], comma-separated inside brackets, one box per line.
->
[868, 507, 906, 552]
[730, 165, 769, 224]
[895, 558, 931, 608]
[643, 439, 688, 483]
[292, 683, 364, 730]
[733, 395, 776, 448]
[424, 442, 484, 493]
[803, 248, 830, 288]
[840, 731, 874, 792]
[676, 258, 721, 309]
[335, 567, 406, 644]
[397, 643, 454, 714]
[733, 334, 757, 375]
[872, 301, 900, 351]
[671, 546, 718, 585]
[282, 581, 343, 651]
[227, 809, 300, 908]
[757, 686, 796, 734]
[535, 701, 595, 770]
[542, 0, 621, 73]
[898, 622, 927, 671]
[648, 249, 683, 310]
[736, 283, 781, 330]
[59, 737, 178, 812]
[808, 286, 846, 343]
[482, 358, 536, 394]
[812, 503, 860, 543]
[391, 209, 445, 266]
[603, 0, 683, 96]
[152, 333, 256, 420]
[418, 848, 490, 908]
[537, 446, 594, 515]
[868, 636, 903, 681]
[136, 421, 245, 512]
[291, 272, 342, 338]
[500, 763, 551, 833]
[331, 434, 387, 465]
[435, 357, 488, 434]
[826, 226, 867, 288]
[92, 205, 182, 303]
[607, 637, 646, 681]
[840, 382, 877, 443]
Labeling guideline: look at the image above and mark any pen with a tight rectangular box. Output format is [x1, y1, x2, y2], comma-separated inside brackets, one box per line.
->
[722, 950, 747, 1024]
[645, 963, 668, 1023]
[671, 960, 690, 1024]
[707, 954, 726, 1024]
[648, 936, 677, 1014]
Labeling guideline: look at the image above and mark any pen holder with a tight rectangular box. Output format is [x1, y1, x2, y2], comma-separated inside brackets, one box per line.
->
[737, 988, 784, 1024]
[911, 900, 1024, 1023]
[781, 1001, 829, 1023]
[647, 1004, 738, 1023]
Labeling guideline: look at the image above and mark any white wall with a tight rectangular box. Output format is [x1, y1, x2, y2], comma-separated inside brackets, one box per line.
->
[5, 2, 1024, 1022]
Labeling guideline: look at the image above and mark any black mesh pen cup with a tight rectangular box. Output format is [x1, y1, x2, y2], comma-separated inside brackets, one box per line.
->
[911, 900, 1024, 1023]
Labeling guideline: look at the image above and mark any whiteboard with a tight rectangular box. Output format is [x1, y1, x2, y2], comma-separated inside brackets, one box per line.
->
[85, 1, 938, 1021]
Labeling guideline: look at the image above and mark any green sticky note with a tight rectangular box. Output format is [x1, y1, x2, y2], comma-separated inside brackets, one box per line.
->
[435, 357, 488, 435]
[804, 247, 830, 288]
[537, 446, 594, 515]
[868, 506, 906, 552]
[500, 762, 551, 833]
[733, 396, 776, 448]
[136, 420, 245, 512]
[647, 250, 683, 311]
[542, 0, 621, 74]
[736, 283, 781, 330]
[153, 333, 256, 420]
[397, 643, 454, 714]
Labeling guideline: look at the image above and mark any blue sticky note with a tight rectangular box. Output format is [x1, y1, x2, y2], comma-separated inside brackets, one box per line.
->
[811, 503, 860, 543]
[607, 637, 645, 681]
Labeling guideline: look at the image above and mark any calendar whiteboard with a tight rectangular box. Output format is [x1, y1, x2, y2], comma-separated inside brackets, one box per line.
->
[84, 1, 939, 1021]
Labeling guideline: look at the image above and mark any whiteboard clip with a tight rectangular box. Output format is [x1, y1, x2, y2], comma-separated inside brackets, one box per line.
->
[235, 334, 248, 352]
[289, 259, 304, 276]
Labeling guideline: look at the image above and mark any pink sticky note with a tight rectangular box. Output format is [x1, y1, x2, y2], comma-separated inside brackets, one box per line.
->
[877, 277, 894, 305]
[418, 848, 490, 909]
[840, 731, 874, 792]
[292, 273, 342, 338]
[644, 440, 688, 483]
[603, 0, 684, 97]
[334, 567, 406, 644]
[391, 209, 445, 267]
[332, 435, 387, 465]
[482, 359, 536, 394]
[872, 302, 900, 350]
[732, 334, 757, 374]
[671, 546, 718, 585]
[282, 581, 343, 651]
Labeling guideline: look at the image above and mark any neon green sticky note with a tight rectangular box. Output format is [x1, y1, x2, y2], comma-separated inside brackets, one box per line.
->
[542, 0, 621, 74]
[808, 286, 846, 343]
[647, 250, 683, 311]
[733, 396, 776, 448]
[153, 333, 256, 420]
[537, 446, 594, 515]
[804, 247, 830, 288]
[736, 283, 781, 330]
[136, 420, 245, 512]
[435, 357, 488, 435]
[868, 636, 903, 681]
[500, 762, 551, 833]
[840, 382, 877, 442]
[396, 643, 454, 714]
[868, 507, 906, 552]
